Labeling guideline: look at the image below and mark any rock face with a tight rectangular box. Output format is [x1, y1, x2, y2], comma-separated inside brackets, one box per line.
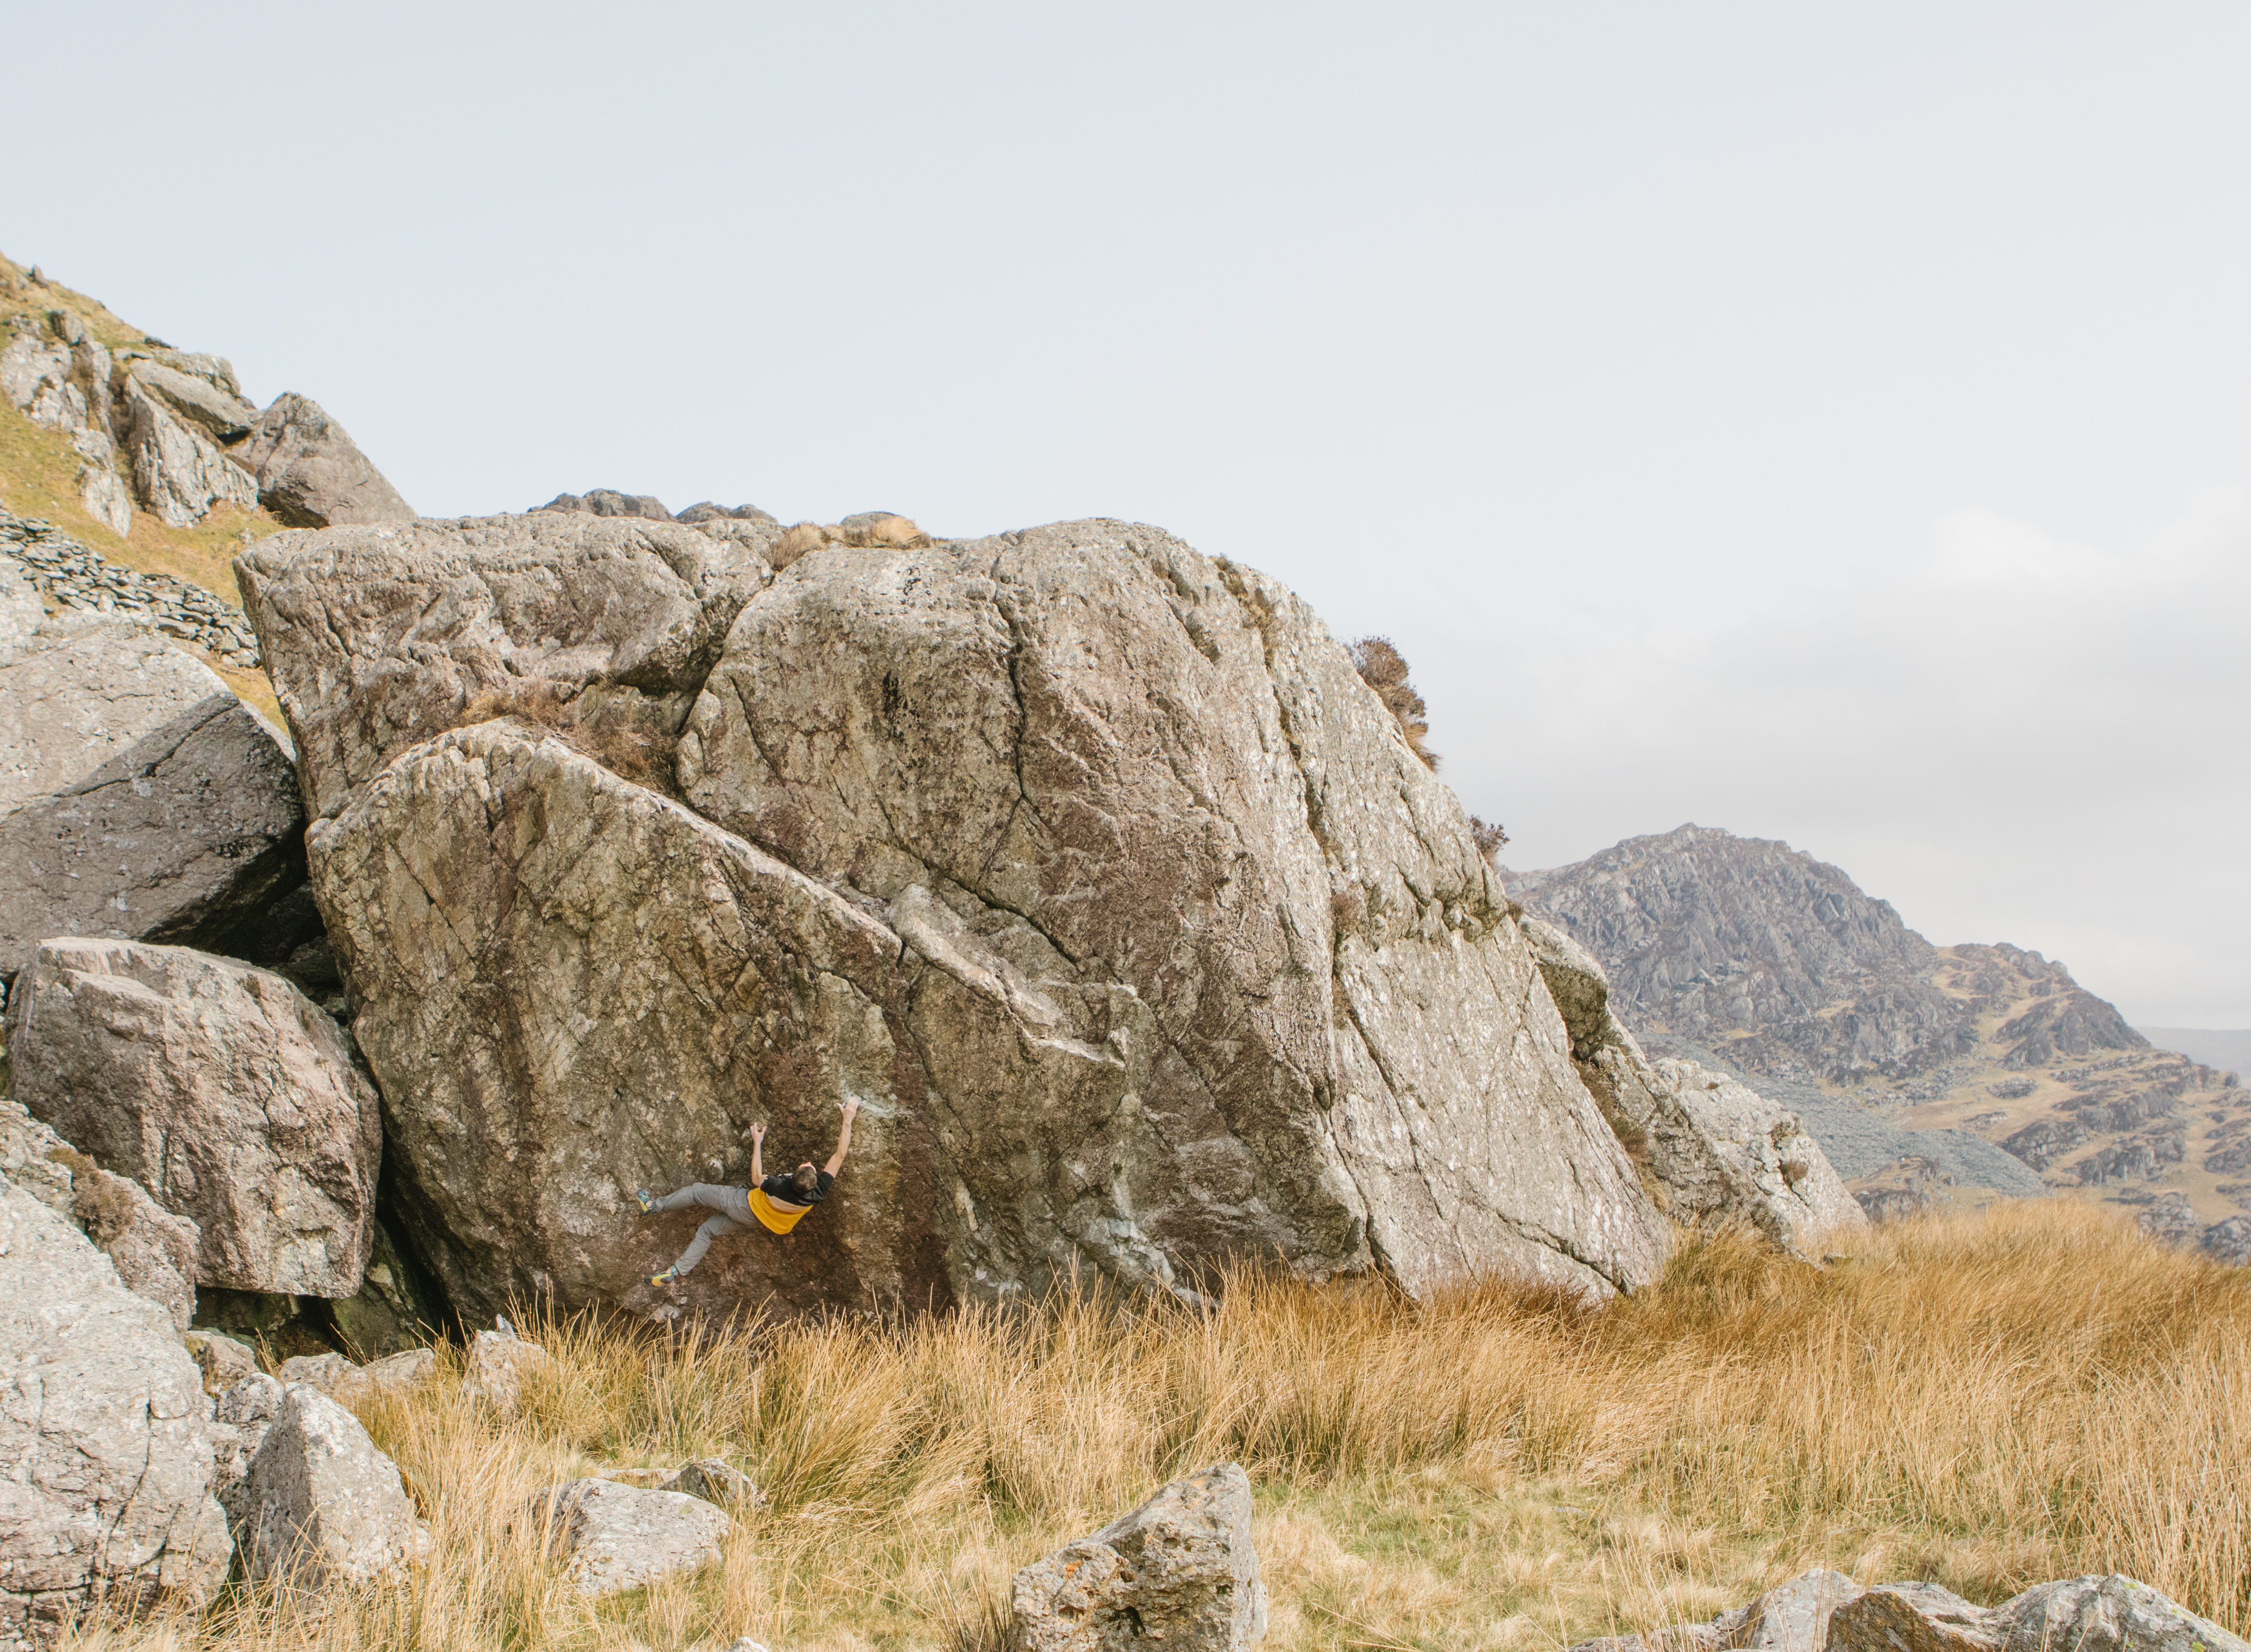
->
[2, 310, 134, 535]
[238, 394, 415, 528]
[1522, 917, 1865, 1255]
[462, 1324, 550, 1419]
[0, 615, 310, 981]
[1568, 1569, 2247, 1652]
[0, 1182, 230, 1645]
[524, 1480, 729, 1596]
[235, 511, 776, 821]
[1010, 1463, 1266, 1652]
[9, 940, 383, 1297]
[240, 514, 1670, 1319]
[659, 1458, 763, 1508]
[237, 1384, 426, 1585]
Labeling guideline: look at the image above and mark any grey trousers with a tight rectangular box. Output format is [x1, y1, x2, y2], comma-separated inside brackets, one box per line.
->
[655, 1184, 755, 1276]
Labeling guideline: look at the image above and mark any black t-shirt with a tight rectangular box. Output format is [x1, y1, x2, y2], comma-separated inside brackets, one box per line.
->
[760, 1170, 834, 1209]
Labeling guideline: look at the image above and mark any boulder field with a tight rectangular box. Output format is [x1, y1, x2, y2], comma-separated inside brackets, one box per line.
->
[237, 512, 1700, 1320]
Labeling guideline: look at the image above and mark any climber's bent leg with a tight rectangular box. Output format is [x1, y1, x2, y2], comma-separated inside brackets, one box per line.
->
[670, 1211, 746, 1277]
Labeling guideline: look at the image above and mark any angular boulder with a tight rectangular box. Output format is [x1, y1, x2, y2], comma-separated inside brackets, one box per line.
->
[524, 1479, 729, 1596]
[1523, 917, 1864, 1255]
[245, 515, 1671, 1317]
[536, 489, 673, 520]
[0, 616, 311, 980]
[462, 1323, 551, 1419]
[0, 1182, 230, 1643]
[1010, 1462, 1265, 1652]
[238, 394, 415, 528]
[117, 356, 259, 446]
[9, 940, 383, 1297]
[183, 1329, 259, 1397]
[237, 1383, 426, 1585]
[234, 511, 774, 820]
[113, 373, 259, 528]
[210, 1371, 284, 1527]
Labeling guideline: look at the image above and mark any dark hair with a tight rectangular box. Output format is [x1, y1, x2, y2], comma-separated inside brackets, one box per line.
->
[792, 1163, 820, 1198]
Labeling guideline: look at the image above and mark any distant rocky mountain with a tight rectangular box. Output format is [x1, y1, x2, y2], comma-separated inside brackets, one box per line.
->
[1511, 824, 2247, 1233]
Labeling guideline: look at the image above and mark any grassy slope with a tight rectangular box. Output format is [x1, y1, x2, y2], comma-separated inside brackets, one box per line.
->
[0, 251, 290, 722]
[72, 1202, 2250, 1652]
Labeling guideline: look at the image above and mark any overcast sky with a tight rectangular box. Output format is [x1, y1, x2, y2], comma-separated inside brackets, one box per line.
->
[10, 3, 2248, 1025]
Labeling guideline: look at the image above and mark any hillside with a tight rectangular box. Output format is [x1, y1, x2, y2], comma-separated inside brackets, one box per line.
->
[0, 250, 411, 721]
[2143, 1027, 2251, 1079]
[1511, 825, 2247, 1231]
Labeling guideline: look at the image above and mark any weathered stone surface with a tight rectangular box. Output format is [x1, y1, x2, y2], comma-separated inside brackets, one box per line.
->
[238, 394, 414, 528]
[524, 1479, 728, 1596]
[10, 940, 383, 1297]
[0, 1095, 75, 1223]
[210, 1372, 284, 1527]
[1522, 916, 1864, 1255]
[238, 1383, 426, 1585]
[535, 489, 673, 521]
[114, 373, 259, 528]
[62, 1157, 201, 1334]
[252, 518, 1667, 1318]
[0, 562, 40, 656]
[0, 619, 309, 980]
[658, 1458, 763, 1509]
[1991, 1575, 2246, 1652]
[235, 512, 773, 820]
[1010, 1462, 1265, 1652]
[677, 523, 1668, 1301]
[0, 1182, 230, 1643]
[277, 1352, 357, 1393]
[462, 1324, 550, 1419]
[183, 1329, 259, 1397]
[1566, 1571, 2246, 1652]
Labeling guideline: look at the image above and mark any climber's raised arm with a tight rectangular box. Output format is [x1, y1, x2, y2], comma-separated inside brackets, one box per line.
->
[749, 1121, 766, 1185]
[825, 1098, 859, 1177]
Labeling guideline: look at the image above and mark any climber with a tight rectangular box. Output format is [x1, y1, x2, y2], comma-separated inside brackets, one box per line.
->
[638, 1099, 859, 1287]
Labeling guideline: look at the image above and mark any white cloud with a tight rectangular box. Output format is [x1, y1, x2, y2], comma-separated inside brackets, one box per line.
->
[1408, 490, 2251, 1027]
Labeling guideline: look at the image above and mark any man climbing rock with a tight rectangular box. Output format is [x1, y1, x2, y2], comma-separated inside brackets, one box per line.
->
[638, 1099, 859, 1286]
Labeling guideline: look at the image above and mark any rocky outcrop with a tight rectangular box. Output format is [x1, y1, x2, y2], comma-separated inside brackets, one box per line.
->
[0, 1182, 230, 1645]
[209, 1372, 283, 1528]
[242, 514, 1670, 1318]
[1, 310, 133, 535]
[183, 1330, 259, 1397]
[9, 939, 383, 1297]
[1568, 1568, 2247, 1652]
[1009, 1463, 1265, 1652]
[677, 501, 778, 525]
[0, 614, 311, 980]
[1521, 918, 1863, 1255]
[536, 489, 673, 520]
[112, 370, 259, 528]
[238, 394, 415, 528]
[2136, 1193, 2251, 1267]
[523, 1480, 729, 1596]
[237, 1384, 427, 1586]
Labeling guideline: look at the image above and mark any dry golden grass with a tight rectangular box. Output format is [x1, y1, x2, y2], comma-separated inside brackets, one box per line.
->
[70, 1200, 2250, 1652]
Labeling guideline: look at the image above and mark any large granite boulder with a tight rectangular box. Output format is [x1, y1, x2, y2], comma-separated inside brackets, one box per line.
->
[1523, 917, 1864, 1255]
[0, 615, 311, 981]
[113, 373, 259, 528]
[58, 1155, 201, 1334]
[0, 1182, 230, 1645]
[242, 515, 1670, 1317]
[237, 1384, 426, 1586]
[117, 356, 259, 446]
[1010, 1463, 1265, 1652]
[9, 940, 383, 1297]
[238, 394, 415, 528]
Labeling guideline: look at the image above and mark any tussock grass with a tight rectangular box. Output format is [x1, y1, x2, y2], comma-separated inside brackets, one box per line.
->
[72, 1200, 2250, 1652]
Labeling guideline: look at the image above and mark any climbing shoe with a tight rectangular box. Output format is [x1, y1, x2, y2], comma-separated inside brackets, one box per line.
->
[650, 1268, 678, 1288]
[634, 1189, 656, 1214]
